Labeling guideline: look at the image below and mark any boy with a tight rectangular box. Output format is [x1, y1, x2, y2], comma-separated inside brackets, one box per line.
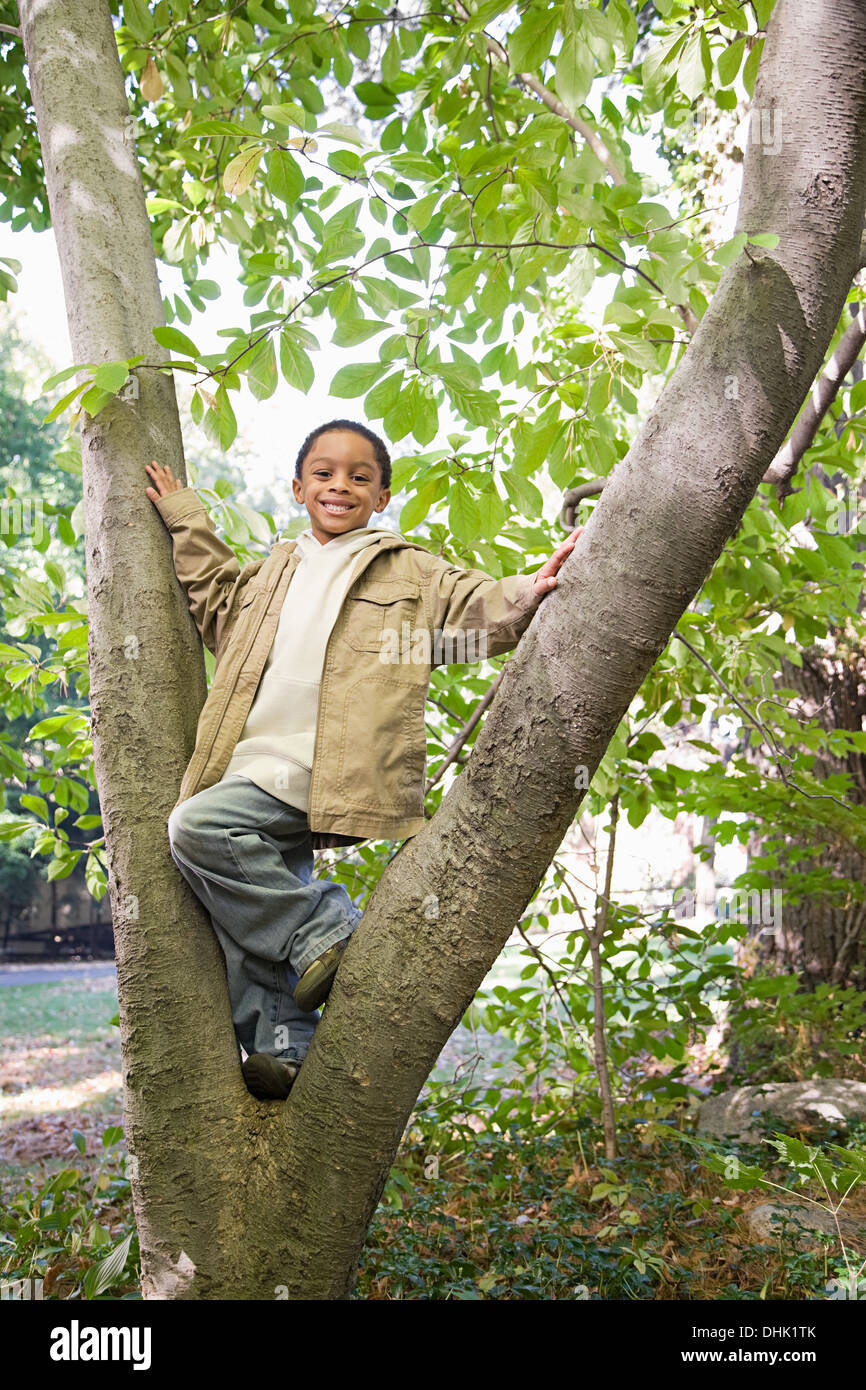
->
[145, 418, 581, 1101]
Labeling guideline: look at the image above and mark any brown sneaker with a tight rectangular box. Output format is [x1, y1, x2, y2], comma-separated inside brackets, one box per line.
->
[293, 937, 350, 1013]
[241, 1053, 301, 1101]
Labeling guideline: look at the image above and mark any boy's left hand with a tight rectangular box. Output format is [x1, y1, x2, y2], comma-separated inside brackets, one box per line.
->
[532, 526, 584, 597]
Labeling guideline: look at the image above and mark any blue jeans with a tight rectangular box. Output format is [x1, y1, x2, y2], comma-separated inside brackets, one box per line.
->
[166, 775, 363, 1065]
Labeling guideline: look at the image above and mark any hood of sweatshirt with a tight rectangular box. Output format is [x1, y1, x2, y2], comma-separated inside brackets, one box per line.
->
[292, 523, 396, 564]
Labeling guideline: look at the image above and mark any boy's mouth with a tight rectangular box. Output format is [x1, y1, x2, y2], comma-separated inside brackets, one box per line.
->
[319, 500, 355, 515]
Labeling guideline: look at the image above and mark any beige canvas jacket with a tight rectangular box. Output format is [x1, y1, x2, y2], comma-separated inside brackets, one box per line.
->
[154, 487, 545, 846]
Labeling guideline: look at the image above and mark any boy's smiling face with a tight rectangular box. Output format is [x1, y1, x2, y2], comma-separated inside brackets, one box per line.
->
[293, 429, 391, 545]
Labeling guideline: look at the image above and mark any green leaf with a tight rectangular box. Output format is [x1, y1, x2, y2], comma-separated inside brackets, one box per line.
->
[222, 147, 263, 197]
[556, 29, 594, 111]
[267, 149, 304, 205]
[152, 325, 201, 359]
[512, 403, 560, 476]
[477, 485, 507, 540]
[20, 794, 49, 822]
[742, 37, 764, 99]
[123, 0, 155, 40]
[42, 380, 89, 424]
[400, 478, 442, 531]
[279, 329, 315, 393]
[330, 362, 383, 397]
[183, 119, 259, 139]
[233, 501, 273, 545]
[0, 818, 34, 842]
[246, 337, 278, 400]
[207, 386, 238, 451]
[509, 6, 559, 72]
[146, 196, 188, 215]
[332, 318, 391, 347]
[717, 34, 745, 86]
[46, 853, 81, 881]
[79, 384, 115, 417]
[27, 713, 82, 739]
[82, 1231, 134, 1300]
[42, 362, 96, 392]
[364, 370, 404, 419]
[92, 362, 130, 394]
[262, 101, 308, 130]
[502, 469, 543, 518]
[678, 32, 708, 103]
[714, 232, 747, 268]
[448, 478, 481, 543]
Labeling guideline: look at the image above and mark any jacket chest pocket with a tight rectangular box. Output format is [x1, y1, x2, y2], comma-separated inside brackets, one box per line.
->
[238, 580, 265, 614]
[342, 580, 421, 655]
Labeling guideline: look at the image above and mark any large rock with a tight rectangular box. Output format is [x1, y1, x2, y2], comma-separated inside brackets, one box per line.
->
[746, 1202, 866, 1251]
[698, 1080, 866, 1141]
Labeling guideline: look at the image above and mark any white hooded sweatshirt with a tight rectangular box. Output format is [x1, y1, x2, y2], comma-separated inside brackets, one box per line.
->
[218, 523, 393, 811]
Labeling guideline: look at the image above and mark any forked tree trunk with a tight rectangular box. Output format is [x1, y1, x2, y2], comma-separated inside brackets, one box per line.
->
[19, 0, 866, 1298]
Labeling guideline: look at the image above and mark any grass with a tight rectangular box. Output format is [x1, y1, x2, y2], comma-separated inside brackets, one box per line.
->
[0, 976, 122, 1184]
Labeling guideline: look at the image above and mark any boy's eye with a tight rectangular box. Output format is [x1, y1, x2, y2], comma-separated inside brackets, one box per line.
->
[314, 470, 370, 483]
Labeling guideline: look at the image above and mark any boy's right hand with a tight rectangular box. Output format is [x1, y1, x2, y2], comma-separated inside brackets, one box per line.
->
[145, 460, 184, 503]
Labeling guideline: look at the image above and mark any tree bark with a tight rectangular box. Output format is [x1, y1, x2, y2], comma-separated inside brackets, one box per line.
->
[747, 647, 866, 988]
[19, 0, 866, 1299]
[18, 0, 254, 1298]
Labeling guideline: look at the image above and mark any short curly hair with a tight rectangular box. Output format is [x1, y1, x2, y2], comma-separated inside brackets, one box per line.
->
[294, 419, 391, 490]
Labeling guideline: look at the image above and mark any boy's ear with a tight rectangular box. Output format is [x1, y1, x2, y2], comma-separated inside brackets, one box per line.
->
[375, 488, 391, 513]
[292, 476, 304, 503]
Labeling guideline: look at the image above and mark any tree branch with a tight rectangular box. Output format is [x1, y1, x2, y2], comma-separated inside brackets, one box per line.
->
[452, 0, 626, 186]
[425, 670, 504, 792]
[763, 300, 866, 499]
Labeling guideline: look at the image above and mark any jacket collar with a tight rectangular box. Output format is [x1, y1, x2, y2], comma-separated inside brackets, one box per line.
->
[271, 528, 430, 593]
[271, 529, 408, 558]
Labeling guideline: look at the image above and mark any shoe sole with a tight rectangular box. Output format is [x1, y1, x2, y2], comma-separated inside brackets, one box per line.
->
[293, 940, 348, 1013]
[242, 1054, 300, 1100]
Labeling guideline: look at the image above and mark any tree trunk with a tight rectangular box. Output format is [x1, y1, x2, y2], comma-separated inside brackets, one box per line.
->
[749, 646, 866, 987]
[19, 0, 866, 1298]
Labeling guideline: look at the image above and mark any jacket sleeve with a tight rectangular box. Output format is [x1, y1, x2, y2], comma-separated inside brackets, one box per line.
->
[152, 487, 266, 658]
[424, 555, 546, 661]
